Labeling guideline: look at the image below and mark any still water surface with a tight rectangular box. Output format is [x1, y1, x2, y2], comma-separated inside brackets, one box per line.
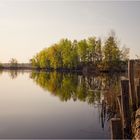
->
[0, 70, 121, 139]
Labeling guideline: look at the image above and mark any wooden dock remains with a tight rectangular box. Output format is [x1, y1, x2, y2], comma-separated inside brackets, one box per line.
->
[110, 118, 123, 139]
[110, 59, 140, 139]
[128, 60, 137, 111]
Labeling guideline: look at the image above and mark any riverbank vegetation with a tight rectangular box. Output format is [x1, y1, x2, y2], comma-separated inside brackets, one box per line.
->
[30, 33, 129, 72]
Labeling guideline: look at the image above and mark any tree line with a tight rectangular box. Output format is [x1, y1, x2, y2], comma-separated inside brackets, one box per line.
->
[30, 33, 129, 71]
[0, 58, 18, 68]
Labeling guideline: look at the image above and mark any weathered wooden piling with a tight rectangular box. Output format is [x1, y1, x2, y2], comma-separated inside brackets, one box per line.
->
[121, 80, 131, 138]
[137, 85, 140, 107]
[128, 60, 137, 111]
[117, 95, 122, 115]
[110, 118, 123, 139]
[111, 60, 140, 139]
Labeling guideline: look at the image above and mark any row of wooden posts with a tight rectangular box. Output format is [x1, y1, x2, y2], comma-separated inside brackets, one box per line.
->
[110, 60, 140, 139]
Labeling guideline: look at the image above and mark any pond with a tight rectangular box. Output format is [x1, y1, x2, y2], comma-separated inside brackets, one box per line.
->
[0, 70, 122, 139]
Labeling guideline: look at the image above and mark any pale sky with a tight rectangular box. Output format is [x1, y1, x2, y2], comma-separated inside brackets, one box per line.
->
[0, 0, 140, 63]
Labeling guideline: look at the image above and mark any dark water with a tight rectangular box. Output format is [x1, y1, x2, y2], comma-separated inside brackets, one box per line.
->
[0, 70, 122, 139]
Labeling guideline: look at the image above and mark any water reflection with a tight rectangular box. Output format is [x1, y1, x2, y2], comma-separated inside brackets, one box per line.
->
[30, 71, 122, 128]
[30, 72, 120, 104]
[0, 70, 123, 138]
[0, 69, 3, 75]
[8, 70, 19, 79]
[0, 70, 29, 79]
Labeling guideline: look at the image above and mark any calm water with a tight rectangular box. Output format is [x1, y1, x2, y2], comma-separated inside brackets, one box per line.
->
[0, 70, 121, 139]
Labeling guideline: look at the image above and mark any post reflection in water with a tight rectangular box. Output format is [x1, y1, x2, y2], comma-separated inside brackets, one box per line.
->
[0, 70, 123, 139]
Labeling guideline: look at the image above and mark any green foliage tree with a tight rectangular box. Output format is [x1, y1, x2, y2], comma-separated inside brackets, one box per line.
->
[87, 37, 96, 63]
[103, 36, 121, 69]
[59, 39, 78, 68]
[48, 44, 63, 69]
[30, 32, 129, 71]
[95, 38, 102, 63]
[77, 39, 88, 64]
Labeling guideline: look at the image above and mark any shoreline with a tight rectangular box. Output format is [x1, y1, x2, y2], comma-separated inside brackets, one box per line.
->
[0, 66, 127, 74]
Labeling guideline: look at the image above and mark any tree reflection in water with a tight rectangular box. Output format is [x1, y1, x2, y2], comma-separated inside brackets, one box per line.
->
[30, 71, 123, 129]
[0, 69, 2, 75]
[0, 70, 19, 79]
[8, 70, 19, 79]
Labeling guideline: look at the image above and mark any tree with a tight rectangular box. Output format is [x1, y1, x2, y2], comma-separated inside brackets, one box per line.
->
[48, 44, 62, 69]
[87, 37, 96, 63]
[95, 38, 102, 63]
[77, 39, 88, 64]
[59, 39, 72, 68]
[71, 40, 79, 68]
[30, 33, 129, 71]
[103, 36, 121, 69]
[58, 39, 79, 69]
[38, 49, 48, 68]
[120, 46, 129, 61]
[9, 58, 18, 67]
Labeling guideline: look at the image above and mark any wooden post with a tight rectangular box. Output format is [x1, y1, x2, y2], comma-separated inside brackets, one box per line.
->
[121, 80, 131, 139]
[139, 78, 140, 86]
[128, 60, 137, 111]
[110, 118, 123, 139]
[137, 86, 140, 107]
[117, 95, 122, 115]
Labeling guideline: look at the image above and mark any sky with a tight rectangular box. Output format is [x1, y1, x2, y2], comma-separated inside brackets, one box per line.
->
[0, 0, 140, 63]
